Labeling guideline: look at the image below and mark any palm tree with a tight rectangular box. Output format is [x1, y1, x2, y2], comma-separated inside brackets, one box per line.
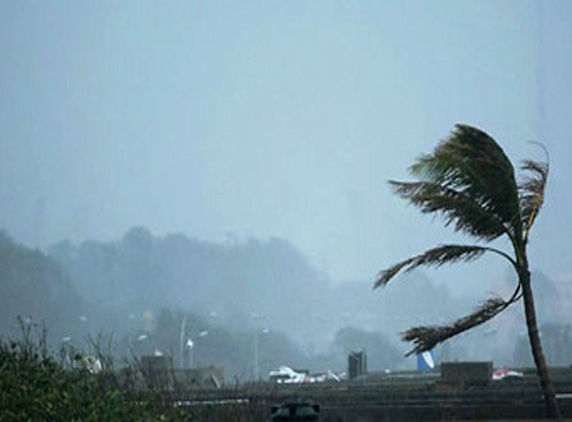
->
[374, 124, 560, 419]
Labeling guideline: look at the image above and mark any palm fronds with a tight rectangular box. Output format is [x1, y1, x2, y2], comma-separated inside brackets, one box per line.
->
[390, 181, 508, 240]
[519, 156, 548, 242]
[376, 124, 550, 358]
[401, 297, 510, 356]
[406, 124, 521, 240]
[374, 245, 488, 288]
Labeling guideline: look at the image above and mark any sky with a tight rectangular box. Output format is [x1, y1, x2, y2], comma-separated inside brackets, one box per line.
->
[1, 1, 571, 295]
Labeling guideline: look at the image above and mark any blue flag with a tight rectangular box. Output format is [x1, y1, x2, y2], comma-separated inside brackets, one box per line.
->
[417, 350, 435, 372]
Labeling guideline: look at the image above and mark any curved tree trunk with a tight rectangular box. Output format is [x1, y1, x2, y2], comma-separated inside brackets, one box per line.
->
[520, 268, 561, 420]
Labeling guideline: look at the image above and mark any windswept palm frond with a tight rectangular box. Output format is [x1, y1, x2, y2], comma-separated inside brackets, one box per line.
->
[519, 158, 548, 242]
[401, 297, 509, 356]
[390, 181, 508, 240]
[408, 124, 521, 239]
[375, 125, 559, 417]
[374, 245, 488, 288]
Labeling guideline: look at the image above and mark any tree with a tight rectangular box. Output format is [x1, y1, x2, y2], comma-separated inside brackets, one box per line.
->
[374, 124, 560, 419]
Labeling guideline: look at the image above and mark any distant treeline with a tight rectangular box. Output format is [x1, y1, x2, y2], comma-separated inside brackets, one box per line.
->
[1, 227, 571, 380]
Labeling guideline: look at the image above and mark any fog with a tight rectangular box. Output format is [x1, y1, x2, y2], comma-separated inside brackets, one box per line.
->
[1, 1, 572, 377]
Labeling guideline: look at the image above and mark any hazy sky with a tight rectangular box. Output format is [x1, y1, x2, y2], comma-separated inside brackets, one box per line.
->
[1, 1, 571, 294]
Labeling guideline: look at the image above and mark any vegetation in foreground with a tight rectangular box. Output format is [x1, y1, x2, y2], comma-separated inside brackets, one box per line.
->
[0, 327, 263, 422]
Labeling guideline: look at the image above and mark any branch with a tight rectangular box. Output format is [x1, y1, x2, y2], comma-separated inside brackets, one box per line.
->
[374, 244, 516, 289]
[401, 297, 511, 356]
[401, 282, 522, 356]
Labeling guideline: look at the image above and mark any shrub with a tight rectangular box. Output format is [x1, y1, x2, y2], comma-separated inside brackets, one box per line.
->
[0, 330, 189, 421]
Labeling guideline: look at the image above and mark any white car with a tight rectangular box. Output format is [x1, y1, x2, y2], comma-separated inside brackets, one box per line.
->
[268, 366, 308, 384]
[492, 368, 524, 381]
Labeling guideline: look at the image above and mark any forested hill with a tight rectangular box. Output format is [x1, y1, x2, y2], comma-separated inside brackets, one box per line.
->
[45, 226, 466, 351]
[4, 226, 567, 369]
[47, 226, 332, 344]
[0, 232, 83, 340]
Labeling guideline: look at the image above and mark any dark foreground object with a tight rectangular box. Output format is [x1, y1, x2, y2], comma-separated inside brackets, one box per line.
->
[271, 401, 320, 421]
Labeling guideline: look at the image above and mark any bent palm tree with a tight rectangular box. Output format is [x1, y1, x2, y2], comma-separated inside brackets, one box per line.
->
[375, 124, 560, 419]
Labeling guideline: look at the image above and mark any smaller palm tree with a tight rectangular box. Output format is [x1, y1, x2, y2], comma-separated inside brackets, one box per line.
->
[375, 124, 560, 419]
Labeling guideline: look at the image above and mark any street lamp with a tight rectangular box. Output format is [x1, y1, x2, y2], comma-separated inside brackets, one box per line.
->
[186, 338, 194, 368]
[61, 336, 73, 369]
[254, 328, 270, 381]
[131, 333, 149, 357]
[179, 316, 187, 369]
[180, 316, 209, 369]
[187, 330, 209, 368]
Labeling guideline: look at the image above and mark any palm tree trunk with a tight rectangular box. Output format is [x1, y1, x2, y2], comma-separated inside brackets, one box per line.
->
[520, 268, 561, 420]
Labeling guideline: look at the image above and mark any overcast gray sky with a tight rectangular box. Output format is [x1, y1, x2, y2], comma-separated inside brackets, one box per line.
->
[1, 1, 571, 294]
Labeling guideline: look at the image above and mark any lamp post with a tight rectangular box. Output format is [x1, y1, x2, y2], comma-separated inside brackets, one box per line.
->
[180, 320, 208, 369]
[131, 333, 149, 357]
[61, 336, 73, 369]
[186, 338, 194, 368]
[188, 331, 208, 368]
[179, 316, 187, 369]
[254, 328, 270, 381]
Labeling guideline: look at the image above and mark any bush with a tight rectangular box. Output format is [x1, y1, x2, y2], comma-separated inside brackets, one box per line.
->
[0, 322, 269, 421]
[0, 330, 188, 421]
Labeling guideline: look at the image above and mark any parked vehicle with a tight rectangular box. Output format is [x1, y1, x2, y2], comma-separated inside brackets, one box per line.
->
[271, 401, 320, 421]
[268, 366, 308, 384]
[492, 368, 524, 382]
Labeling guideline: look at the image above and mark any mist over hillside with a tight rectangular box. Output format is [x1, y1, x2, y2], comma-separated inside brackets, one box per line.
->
[47, 227, 331, 346]
[0, 232, 86, 341]
[46, 227, 465, 350]
[2, 227, 571, 379]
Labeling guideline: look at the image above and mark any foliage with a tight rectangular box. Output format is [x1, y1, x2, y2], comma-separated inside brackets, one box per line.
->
[375, 124, 547, 354]
[0, 326, 272, 421]
[47, 229, 330, 347]
[0, 328, 191, 422]
[132, 307, 309, 382]
[0, 232, 83, 340]
[375, 124, 559, 418]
